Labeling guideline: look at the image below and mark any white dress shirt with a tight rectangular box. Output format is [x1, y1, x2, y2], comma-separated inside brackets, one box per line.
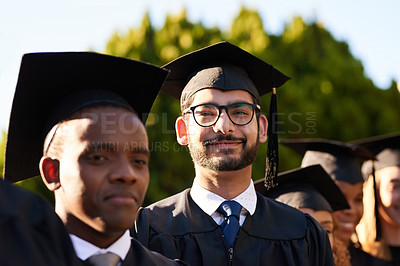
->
[190, 177, 257, 226]
[70, 229, 131, 264]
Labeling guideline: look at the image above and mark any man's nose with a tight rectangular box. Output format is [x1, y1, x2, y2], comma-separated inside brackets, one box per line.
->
[212, 109, 234, 134]
[109, 157, 137, 183]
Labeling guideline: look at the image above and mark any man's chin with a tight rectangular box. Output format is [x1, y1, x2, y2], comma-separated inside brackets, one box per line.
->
[201, 159, 248, 172]
[206, 147, 237, 155]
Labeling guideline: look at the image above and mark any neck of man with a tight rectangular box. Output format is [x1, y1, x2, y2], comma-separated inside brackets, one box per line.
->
[380, 216, 400, 246]
[194, 164, 252, 199]
[55, 202, 124, 249]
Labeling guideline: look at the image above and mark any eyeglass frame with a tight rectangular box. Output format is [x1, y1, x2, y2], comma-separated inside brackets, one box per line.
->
[182, 102, 261, 127]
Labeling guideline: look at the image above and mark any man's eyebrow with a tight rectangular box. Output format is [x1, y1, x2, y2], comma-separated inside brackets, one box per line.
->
[389, 178, 400, 184]
[320, 221, 333, 226]
[130, 146, 150, 156]
[121, 142, 151, 157]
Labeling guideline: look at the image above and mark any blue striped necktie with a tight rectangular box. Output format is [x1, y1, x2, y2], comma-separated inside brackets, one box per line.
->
[217, 200, 242, 248]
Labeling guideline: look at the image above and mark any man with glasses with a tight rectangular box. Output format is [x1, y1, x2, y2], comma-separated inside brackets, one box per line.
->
[134, 42, 333, 265]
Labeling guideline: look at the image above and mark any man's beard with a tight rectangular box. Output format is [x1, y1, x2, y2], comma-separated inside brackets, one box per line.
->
[188, 134, 259, 171]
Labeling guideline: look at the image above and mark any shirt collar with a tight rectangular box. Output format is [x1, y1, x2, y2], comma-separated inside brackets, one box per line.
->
[70, 230, 131, 261]
[190, 177, 257, 216]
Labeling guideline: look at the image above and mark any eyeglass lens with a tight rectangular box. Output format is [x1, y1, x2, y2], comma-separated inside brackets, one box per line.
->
[193, 103, 255, 126]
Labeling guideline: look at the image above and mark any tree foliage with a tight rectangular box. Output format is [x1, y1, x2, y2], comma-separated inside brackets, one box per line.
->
[3, 7, 399, 205]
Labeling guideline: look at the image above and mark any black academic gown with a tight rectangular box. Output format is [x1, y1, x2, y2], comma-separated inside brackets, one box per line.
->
[80, 238, 186, 266]
[349, 244, 400, 266]
[134, 189, 334, 266]
[123, 238, 186, 265]
[0, 179, 82, 266]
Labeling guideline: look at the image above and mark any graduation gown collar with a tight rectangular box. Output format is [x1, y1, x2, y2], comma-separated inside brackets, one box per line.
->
[145, 189, 308, 240]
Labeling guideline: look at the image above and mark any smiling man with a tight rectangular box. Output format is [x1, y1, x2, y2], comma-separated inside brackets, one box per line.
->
[4, 52, 184, 265]
[134, 42, 334, 265]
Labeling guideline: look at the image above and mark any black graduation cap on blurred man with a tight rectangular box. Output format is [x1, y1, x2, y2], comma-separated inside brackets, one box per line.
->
[161, 41, 290, 189]
[254, 164, 349, 212]
[280, 138, 374, 184]
[4, 52, 169, 183]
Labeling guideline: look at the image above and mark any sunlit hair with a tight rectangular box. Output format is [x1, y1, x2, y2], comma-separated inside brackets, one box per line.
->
[332, 215, 351, 266]
[180, 94, 195, 113]
[356, 174, 392, 261]
[333, 237, 351, 266]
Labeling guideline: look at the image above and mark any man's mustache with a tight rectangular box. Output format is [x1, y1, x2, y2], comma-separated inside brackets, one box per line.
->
[203, 135, 247, 146]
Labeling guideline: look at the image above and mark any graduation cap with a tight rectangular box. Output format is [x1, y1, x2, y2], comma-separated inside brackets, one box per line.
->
[255, 164, 350, 212]
[4, 52, 169, 183]
[280, 138, 374, 184]
[161, 41, 290, 189]
[352, 132, 400, 172]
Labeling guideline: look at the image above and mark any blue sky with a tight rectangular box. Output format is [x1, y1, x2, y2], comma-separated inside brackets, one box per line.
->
[1, 0, 399, 131]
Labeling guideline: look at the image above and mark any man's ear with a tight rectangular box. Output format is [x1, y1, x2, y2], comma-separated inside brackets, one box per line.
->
[39, 157, 61, 191]
[258, 114, 268, 143]
[176, 116, 188, 145]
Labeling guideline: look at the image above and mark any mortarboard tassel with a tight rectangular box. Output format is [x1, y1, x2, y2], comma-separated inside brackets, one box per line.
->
[265, 86, 279, 190]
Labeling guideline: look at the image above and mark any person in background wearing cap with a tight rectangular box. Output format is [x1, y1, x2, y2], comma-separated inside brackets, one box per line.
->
[280, 139, 375, 260]
[134, 42, 333, 265]
[255, 164, 351, 266]
[352, 132, 400, 265]
[0, 178, 83, 265]
[3, 52, 185, 265]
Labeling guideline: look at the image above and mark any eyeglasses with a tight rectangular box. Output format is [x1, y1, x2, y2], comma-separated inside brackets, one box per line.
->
[183, 102, 260, 127]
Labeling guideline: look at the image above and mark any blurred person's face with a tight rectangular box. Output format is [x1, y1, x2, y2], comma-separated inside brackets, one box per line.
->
[299, 207, 334, 248]
[332, 181, 364, 245]
[377, 166, 400, 228]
